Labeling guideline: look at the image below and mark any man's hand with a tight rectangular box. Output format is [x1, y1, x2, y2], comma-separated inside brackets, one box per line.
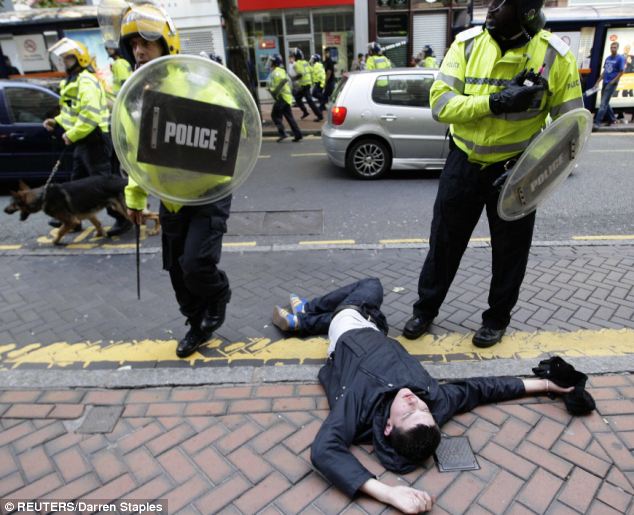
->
[127, 209, 144, 225]
[62, 133, 72, 146]
[387, 485, 435, 513]
[43, 119, 56, 132]
[489, 83, 545, 115]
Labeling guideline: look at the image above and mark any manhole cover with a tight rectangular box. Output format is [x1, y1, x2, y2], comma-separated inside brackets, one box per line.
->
[434, 436, 479, 472]
[228, 210, 323, 236]
[77, 406, 123, 434]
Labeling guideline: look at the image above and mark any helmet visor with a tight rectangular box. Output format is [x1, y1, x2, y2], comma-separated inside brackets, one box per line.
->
[48, 38, 83, 69]
[123, 4, 173, 42]
[98, 0, 128, 47]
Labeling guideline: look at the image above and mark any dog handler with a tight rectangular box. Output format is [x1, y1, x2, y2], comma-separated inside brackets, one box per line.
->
[112, 2, 234, 358]
[44, 38, 131, 237]
[271, 278, 583, 514]
[403, 0, 583, 347]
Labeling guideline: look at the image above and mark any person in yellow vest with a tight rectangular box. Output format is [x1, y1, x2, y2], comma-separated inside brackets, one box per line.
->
[291, 47, 323, 122]
[418, 45, 437, 68]
[310, 53, 327, 112]
[43, 37, 131, 237]
[403, 0, 583, 347]
[106, 40, 132, 100]
[268, 54, 302, 143]
[117, 3, 234, 358]
[365, 42, 392, 70]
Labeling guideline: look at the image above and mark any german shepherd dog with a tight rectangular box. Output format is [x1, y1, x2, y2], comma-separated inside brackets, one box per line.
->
[4, 176, 160, 245]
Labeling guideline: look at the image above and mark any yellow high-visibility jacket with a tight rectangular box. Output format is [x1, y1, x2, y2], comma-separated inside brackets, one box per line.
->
[55, 69, 110, 143]
[111, 57, 132, 95]
[311, 62, 326, 88]
[365, 55, 392, 70]
[293, 60, 313, 87]
[268, 66, 293, 105]
[430, 26, 583, 166]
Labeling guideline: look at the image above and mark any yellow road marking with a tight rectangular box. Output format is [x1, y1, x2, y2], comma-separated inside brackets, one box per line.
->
[1, 329, 633, 369]
[470, 237, 491, 243]
[72, 226, 96, 243]
[259, 155, 271, 159]
[299, 239, 355, 245]
[66, 244, 98, 250]
[291, 153, 328, 157]
[380, 238, 427, 244]
[101, 244, 138, 249]
[573, 235, 634, 241]
[223, 241, 257, 247]
[0, 245, 21, 250]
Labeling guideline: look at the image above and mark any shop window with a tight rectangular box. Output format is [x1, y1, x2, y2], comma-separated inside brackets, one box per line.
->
[286, 12, 312, 35]
[372, 74, 434, 108]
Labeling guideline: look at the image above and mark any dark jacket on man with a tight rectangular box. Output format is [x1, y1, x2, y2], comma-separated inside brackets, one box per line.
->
[311, 327, 525, 498]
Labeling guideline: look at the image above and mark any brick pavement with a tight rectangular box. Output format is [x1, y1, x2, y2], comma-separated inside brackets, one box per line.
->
[0, 245, 633, 367]
[0, 375, 633, 514]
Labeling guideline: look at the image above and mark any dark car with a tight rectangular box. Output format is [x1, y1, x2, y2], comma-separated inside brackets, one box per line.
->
[0, 80, 72, 183]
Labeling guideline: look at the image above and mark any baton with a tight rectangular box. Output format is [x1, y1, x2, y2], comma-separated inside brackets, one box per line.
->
[135, 222, 141, 300]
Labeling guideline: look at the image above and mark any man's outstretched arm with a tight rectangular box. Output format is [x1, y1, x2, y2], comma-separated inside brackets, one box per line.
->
[361, 478, 434, 513]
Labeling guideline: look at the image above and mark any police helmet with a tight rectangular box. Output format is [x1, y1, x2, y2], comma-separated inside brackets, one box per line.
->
[208, 52, 223, 65]
[489, 0, 546, 35]
[368, 41, 382, 55]
[49, 38, 92, 69]
[423, 45, 433, 56]
[270, 54, 283, 67]
[290, 47, 304, 60]
[310, 53, 321, 64]
[120, 2, 180, 63]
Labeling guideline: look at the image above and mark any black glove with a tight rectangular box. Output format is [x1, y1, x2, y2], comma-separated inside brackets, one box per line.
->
[489, 70, 545, 115]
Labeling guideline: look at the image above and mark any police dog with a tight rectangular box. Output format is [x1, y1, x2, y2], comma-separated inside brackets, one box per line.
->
[4, 176, 159, 245]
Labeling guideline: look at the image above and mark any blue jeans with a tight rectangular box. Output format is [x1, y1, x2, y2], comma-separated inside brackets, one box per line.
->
[595, 81, 618, 125]
[297, 278, 388, 335]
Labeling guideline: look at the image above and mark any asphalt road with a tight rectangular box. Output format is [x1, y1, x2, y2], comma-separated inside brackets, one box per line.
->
[1, 132, 632, 248]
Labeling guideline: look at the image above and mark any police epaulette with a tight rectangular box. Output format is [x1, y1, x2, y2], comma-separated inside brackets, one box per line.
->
[544, 32, 569, 57]
[455, 25, 483, 43]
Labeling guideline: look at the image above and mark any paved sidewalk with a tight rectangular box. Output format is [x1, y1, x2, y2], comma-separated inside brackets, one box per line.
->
[0, 375, 633, 514]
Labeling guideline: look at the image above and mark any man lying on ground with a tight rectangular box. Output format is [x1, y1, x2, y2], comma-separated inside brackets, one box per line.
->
[273, 278, 587, 514]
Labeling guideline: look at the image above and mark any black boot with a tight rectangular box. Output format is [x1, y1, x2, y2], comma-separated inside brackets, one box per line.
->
[48, 219, 62, 228]
[176, 319, 212, 358]
[201, 291, 231, 333]
[107, 219, 133, 237]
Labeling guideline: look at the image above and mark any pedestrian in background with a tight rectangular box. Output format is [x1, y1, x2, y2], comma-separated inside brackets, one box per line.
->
[323, 49, 337, 106]
[593, 41, 625, 129]
[418, 45, 437, 68]
[351, 53, 364, 71]
[268, 54, 302, 143]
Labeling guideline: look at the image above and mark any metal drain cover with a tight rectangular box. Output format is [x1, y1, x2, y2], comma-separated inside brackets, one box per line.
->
[227, 210, 323, 236]
[434, 436, 479, 472]
[77, 406, 123, 434]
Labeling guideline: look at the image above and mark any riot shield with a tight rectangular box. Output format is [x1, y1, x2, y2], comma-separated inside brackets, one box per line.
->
[497, 108, 592, 221]
[111, 54, 262, 206]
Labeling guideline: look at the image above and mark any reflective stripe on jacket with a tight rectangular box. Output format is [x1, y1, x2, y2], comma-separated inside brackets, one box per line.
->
[123, 66, 237, 213]
[365, 55, 391, 70]
[311, 62, 326, 88]
[294, 60, 313, 87]
[268, 66, 293, 105]
[430, 27, 583, 166]
[55, 69, 110, 143]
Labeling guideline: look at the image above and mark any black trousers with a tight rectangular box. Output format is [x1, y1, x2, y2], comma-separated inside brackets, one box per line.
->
[312, 84, 325, 111]
[413, 146, 536, 330]
[293, 85, 321, 117]
[71, 129, 126, 223]
[159, 196, 232, 322]
[271, 99, 302, 139]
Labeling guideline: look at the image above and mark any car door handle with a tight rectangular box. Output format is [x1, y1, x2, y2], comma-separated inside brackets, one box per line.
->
[10, 132, 26, 141]
[380, 115, 397, 121]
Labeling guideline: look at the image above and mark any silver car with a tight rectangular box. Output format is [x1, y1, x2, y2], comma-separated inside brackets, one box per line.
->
[322, 68, 449, 179]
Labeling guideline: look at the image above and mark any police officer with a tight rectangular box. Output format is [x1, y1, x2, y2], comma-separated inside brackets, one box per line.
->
[44, 38, 131, 237]
[365, 42, 392, 70]
[403, 0, 583, 347]
[117, 3, 233, 358]
[268, 54, 302, 143]
[106, 40, 132, 101]
[291, 48, 322, 122]
[310, 53, 327, 112]
[419, 45, 437, 68]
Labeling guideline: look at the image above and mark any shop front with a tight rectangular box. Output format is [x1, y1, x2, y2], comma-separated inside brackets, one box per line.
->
[239, 0, 355, 86]
[369, 0, 472, 67]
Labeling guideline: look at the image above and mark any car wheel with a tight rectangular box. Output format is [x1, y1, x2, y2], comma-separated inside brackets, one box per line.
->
[346, 139, 391, 179]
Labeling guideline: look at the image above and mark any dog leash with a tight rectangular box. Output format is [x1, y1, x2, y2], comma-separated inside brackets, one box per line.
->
[43, 148, 68, 194]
